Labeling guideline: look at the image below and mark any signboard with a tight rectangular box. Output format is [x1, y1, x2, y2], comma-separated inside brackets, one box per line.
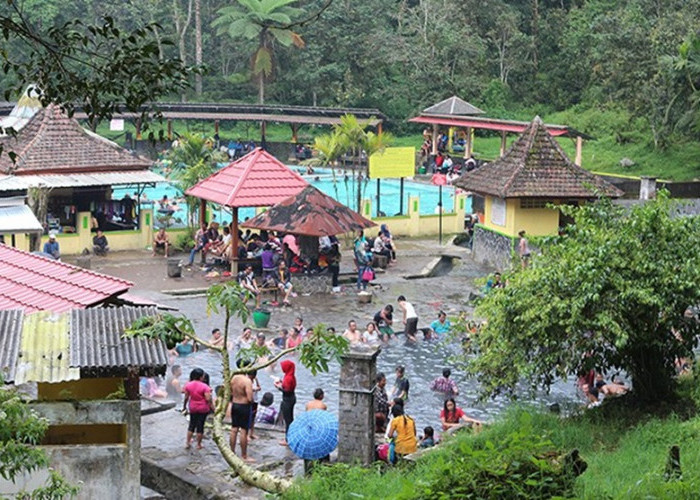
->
[491, 197, 506, 227]
[110, 119, 125, 131]
[369, 147, 415, 179]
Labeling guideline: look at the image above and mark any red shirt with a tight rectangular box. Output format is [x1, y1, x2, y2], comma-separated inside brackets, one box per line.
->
[184, 380, 211, 414]
[440, 407, 465, 423]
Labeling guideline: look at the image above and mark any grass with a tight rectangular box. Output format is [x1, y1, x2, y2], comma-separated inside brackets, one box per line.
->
[90, 111, 700, 181]
[283, 377, 700, 499]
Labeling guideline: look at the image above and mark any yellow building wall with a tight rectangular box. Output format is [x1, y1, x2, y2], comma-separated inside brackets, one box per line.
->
[363, 193, 466, 237]
[38, 378, 124, 401]
[513, 205, 560, 236]
[35, 209, 155, 256]
[483, 196, 562, 237]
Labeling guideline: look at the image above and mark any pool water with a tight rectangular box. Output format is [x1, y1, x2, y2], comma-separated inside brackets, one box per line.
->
[113, 166, 470, 227]
[173, 336, 581, 437]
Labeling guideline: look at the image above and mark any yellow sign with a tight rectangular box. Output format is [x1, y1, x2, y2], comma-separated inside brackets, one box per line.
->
[369, 147, 415, 179]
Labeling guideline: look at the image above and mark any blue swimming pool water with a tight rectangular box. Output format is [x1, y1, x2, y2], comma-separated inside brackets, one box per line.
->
[113, 166, 470, 227]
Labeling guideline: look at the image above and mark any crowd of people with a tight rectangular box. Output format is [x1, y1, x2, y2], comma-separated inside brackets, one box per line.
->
[353, 226, 397, 291]
[138, 296, 489, 464]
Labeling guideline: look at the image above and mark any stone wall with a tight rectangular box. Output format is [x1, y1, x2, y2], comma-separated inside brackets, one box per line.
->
[471, 225, 515, 271]
[337, 347, 380, 465]
[25, 400, 140, 500]
[291, 273, 333, 294]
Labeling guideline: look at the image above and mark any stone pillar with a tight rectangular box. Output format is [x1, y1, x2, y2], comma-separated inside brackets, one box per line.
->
[139, 208, 154, 250]
[639, 176, 657, 200]
[338, 347, 380, 465]
[77, 211, 92, 251]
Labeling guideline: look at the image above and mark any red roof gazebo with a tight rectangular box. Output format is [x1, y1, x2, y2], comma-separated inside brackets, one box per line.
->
[185, 147, 309, 271]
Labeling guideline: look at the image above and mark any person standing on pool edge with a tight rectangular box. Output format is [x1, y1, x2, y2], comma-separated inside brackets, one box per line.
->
[275, 360, 297, 446]
[397, 295, 418, 341]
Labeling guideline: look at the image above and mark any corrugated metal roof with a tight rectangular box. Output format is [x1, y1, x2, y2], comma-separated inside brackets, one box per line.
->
[186, 147, 308, 207]
[0, 205, 43, 233]
[14, 311, 80, 384]
[0, 244, 133, 313]
[0, 170, 166, 191]
[70, 307, 168, 377]
[0, 309, 23, 383]
[408, 115, 591, 139]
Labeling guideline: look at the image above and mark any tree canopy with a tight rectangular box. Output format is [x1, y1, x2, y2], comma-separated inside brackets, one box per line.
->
[469, 193, 700, 403]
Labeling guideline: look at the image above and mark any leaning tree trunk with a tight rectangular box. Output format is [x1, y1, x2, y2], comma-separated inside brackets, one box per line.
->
[27, 186, 50, 251]
[212, 416, 292, 494]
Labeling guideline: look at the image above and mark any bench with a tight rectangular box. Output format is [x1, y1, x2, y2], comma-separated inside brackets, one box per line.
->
[260, 286, 279, 302]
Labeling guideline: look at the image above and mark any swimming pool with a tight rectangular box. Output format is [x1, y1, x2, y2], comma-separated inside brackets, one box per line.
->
[113, 166, 470, 227]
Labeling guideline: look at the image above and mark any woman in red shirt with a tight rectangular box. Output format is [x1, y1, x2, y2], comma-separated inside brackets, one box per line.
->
[182, 368, 213, 449]
[440, 398, 482, 432]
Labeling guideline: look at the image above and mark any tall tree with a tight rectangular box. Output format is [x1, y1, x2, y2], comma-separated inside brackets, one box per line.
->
[213, 0, 305, 104]
[467, 193, 700, 404]
[195, 0, 203, 95]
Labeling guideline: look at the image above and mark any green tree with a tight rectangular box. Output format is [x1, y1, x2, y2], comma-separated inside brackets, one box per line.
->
[167, 133, 226, 228]
[126, 281, 349, 494]
[310, 114, 392, 212]
[0, 3, 200, 134]
[468, 193, 700, 404]
[213, 0, 307, 104]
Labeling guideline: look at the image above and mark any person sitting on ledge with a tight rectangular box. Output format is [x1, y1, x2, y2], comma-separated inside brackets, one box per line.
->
[92, 230, 109, 256]
[153, 227, 170, 257]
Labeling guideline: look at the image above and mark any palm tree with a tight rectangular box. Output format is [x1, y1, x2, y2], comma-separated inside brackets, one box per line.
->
[213, 0, 305, 104]
[167, 133, 226, 227]
[310, 114, 393, 212]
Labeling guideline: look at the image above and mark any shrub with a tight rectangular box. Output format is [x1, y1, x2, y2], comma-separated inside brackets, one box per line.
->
[173, 229, 195, 252]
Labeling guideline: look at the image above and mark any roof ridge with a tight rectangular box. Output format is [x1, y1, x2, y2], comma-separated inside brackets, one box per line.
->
[499, 120, 540, 197]
[226, 147, 263, 205]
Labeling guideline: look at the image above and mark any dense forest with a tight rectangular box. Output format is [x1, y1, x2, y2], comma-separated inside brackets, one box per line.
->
[4, 0, 700, 157]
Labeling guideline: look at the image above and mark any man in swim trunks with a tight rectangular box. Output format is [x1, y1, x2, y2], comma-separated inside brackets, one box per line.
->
[373, 305, 394, 340]
[230, 370, 255, 462]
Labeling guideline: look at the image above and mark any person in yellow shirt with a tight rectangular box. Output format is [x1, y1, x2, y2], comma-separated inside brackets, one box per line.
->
[387, 405, 417, 457]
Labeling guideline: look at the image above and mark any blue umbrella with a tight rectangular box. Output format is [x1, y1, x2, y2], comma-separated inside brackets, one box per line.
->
[287, 410, 338, 460]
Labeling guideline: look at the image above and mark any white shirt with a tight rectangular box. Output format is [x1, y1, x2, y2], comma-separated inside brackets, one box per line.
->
[403, 301, 418, 319]
[363, 330, 380, 345]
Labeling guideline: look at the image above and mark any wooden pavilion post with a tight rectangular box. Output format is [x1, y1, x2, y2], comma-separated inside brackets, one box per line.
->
[291, 124, 298, 143]
[214, 120, 220, 136]
[500, 130, 508, 157]
[377, 122, 383, 135]
[199, 200, 207, 227]
[231, 207, 239, 276]
[431, 124, 438, 155]
[464, 127, 473, 159]
[574, 136, 583, 166]
[135, 118, 142, 140]
[167, 119, 173, 141]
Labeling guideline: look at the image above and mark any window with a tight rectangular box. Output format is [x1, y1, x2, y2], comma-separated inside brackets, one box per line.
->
[520, 199, 550, 209]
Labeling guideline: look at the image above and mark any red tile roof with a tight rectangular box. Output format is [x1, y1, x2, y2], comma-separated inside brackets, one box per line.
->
[453, 116, 623, 199]
[185, 148, 308, 207]
[241, 185, 376, 236]
[0, 244, 133, 313]
[0, 104, 152, 175]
